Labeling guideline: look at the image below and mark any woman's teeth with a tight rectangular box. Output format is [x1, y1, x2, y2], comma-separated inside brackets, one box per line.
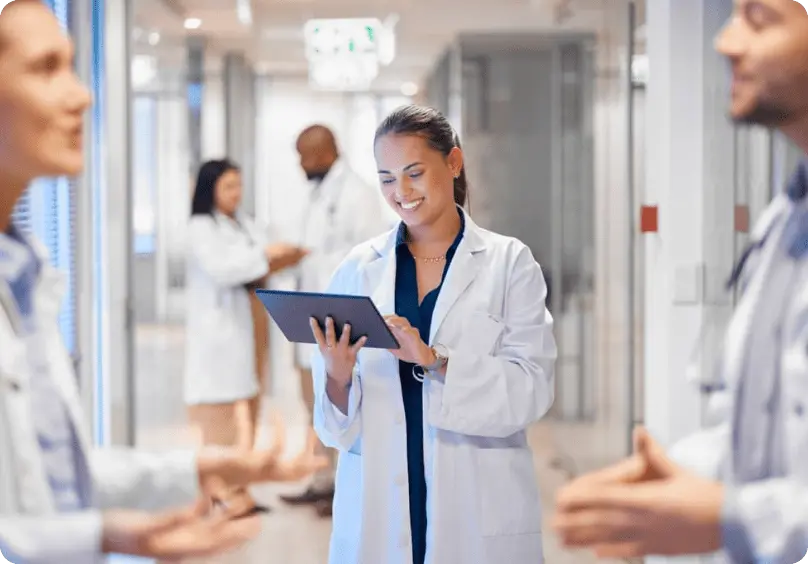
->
[400, 198, 424, 211]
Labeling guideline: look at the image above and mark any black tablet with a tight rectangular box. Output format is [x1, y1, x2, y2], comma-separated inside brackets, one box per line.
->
[255, 289, 400, 350]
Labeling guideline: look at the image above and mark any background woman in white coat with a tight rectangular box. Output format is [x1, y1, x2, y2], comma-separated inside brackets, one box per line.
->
[185, 159, 306, 451]
[309, 105, 557, 564]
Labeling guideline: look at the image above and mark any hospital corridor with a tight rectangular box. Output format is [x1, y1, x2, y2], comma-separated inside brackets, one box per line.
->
[133, 324, 621, 564]
[4, 0, 808, 562]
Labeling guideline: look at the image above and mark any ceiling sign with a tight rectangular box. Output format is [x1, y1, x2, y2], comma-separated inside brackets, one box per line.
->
[304, 18, 383, 61]
[303, 17, 396, 91]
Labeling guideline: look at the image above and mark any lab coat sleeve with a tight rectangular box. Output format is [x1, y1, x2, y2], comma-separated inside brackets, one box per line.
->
[298, 179, 395, 292]
[311, 259, 364, 452]
[187, 216, 269, 287]
[668, 390, 732, 479]
[427, 245, 557, 438]
[90, 448, 199, 511]
[0, 512, 103, 564]
[667, 423, 730, 480]
[721, 478, 808, 564]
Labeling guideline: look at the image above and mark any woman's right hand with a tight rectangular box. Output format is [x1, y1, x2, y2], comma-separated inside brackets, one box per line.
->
[310, 316, 367, 388]
[265, 243, 308, 272]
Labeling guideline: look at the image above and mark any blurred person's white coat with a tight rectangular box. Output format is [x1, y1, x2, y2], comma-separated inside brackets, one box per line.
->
[184, 212, 270, 405]
[0, 240, 199, 564]
[293, 158, 396, 369]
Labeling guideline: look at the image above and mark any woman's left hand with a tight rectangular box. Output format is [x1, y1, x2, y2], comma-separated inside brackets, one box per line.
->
[384, 315, 435, 366]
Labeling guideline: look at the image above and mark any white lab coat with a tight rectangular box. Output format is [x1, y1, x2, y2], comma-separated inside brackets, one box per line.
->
[0, 239, 199, 564]
[184, 212, 269, 405]
[312, 211, 557, 564]
[666, 190, 808, 564]
[294, 158, 397, 369]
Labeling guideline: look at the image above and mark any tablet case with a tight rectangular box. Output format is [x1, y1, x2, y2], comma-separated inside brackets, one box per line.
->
[254, 289, 400, 350]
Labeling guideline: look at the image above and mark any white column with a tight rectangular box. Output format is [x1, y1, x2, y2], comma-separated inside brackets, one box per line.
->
[643, 0, 734, 447]
[187, 37, 205, 177]
[224, 53, 257, 216]
[74, 0, 135, 446]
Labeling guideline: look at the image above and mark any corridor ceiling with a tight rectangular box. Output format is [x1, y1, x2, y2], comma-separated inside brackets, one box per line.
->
[134, 0, 611, 90]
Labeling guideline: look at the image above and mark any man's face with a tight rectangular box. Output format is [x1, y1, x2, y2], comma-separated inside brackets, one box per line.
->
[716, 0, 808, 126]
[296, 136, 335, 182]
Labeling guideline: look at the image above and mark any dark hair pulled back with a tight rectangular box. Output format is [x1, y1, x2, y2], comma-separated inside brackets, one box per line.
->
[191, 159, 240, 216]
[374, 105, 468, 207]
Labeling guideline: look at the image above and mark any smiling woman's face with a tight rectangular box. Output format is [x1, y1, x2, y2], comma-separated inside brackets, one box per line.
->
[374, 133, 463, 228]
[0, 1, 91, 181]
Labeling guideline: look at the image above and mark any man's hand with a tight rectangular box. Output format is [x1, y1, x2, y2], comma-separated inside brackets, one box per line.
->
[566, 427, 675, 489]
[553, 427, 724, 558]
[197, 418, 328, 497]
[101, 500, 261, 559]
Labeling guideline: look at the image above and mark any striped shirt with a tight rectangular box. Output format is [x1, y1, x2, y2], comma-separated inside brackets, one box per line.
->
[0, 227, 84, 511]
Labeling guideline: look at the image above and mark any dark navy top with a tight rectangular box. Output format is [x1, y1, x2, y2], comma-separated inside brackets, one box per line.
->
[394, 210, 465, 564]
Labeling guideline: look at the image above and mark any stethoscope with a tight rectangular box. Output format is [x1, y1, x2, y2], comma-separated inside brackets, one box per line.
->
[698, 168, 808, 394]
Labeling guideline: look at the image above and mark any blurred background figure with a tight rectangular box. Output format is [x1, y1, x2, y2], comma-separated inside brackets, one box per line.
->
[185, 159, 306, 458]
[279, 124, 395, 517]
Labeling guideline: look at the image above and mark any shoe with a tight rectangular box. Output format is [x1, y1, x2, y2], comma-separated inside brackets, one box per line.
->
[279, 486, 334, 506]
[315, 498, 333, 518]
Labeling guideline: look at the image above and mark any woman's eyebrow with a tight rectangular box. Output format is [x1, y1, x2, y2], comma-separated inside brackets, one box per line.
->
[377, 162, 423, 174]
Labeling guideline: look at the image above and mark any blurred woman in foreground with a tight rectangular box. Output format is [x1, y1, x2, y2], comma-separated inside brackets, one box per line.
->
[0, 2, 324, 562]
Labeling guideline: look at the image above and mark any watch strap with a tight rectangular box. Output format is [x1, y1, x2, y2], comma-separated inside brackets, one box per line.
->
[422, 345, 448, 372]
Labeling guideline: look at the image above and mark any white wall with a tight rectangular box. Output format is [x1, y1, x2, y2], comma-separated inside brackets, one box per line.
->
[202, 72, 226, 161]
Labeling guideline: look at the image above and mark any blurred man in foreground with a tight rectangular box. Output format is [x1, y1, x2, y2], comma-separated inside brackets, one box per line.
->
[555, 1, 808, 562]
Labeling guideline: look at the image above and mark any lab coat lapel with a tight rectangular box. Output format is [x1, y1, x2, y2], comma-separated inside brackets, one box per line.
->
[429, 217, 486, 345]
[366, 231, 398, 316]
[34, 265, 93, 451]
[363, 231, 398, 373]
[0, 279, 26, 382]
[723, 197, 790, 386]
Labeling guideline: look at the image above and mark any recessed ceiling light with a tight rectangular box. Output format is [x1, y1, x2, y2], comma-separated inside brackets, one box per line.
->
[184, 18, 202, 30]
[400, 82, 418, 96]
[148, 31, 161, 45]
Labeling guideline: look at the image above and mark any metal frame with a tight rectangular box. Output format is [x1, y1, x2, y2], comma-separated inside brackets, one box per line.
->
[75, 0, 136, 446]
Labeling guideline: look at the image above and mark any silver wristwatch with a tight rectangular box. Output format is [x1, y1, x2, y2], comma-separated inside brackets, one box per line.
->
[422, 344, 449, 372]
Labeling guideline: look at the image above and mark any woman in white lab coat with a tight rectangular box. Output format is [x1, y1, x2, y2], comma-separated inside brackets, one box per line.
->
[185, 159, 306, 450]
[309, 105, 557, 564]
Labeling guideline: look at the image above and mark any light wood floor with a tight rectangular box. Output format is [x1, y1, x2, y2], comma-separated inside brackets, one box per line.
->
[126, 324, 630, 564]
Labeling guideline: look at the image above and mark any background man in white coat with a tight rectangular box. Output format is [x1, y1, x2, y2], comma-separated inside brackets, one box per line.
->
[0, 2, 324, 562]
[280, 124, 396, 517]
[553, 1, 808, 562]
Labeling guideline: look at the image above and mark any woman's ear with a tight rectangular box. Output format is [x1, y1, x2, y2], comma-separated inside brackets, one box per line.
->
[447, 146, 464, 176]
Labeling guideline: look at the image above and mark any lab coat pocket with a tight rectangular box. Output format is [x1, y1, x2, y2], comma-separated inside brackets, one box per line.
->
[477, 447, 542, 537]
[464, 311, 505, 355]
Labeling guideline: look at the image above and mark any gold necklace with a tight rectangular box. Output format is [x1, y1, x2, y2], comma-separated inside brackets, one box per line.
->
[411, 253, 446, 263]
[406, 241, 447, 263]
